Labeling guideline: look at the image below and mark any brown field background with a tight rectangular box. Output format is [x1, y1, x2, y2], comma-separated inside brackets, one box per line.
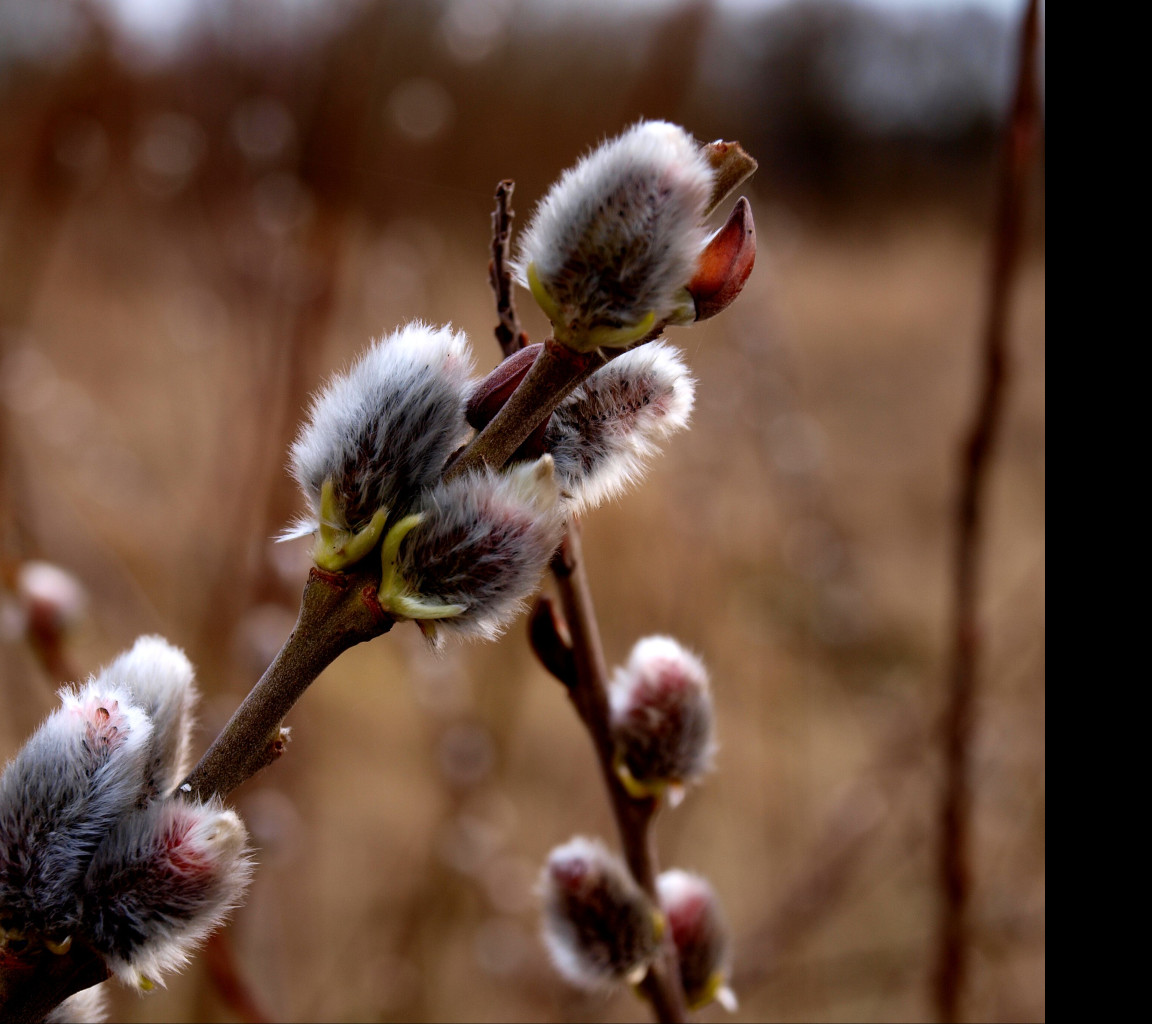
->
[1, 1, 1044, 1021]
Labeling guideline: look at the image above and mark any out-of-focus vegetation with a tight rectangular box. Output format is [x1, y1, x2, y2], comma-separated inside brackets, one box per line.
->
[1, 1, 1043, 1021]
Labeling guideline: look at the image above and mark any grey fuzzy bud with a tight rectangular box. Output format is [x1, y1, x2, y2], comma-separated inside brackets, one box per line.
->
[1, 683, 152, 938]
[515, 121, 713, 350]
[386, 457, 564, 644]
[82, 797, 252, 987]
[540, 836, 662, 990]
[657, 869, 735, 1011]
[287, 321, 474, 538]
[608, 636, 715, 799]
[99, 635, 198, 799]
[544, 341, 694, 516]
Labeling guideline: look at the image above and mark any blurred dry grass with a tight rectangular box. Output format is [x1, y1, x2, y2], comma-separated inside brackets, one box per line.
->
[1, 2, 1043, 1021]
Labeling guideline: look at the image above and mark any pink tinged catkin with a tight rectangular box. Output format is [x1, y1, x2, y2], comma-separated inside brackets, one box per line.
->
[99, 635, 198, 799]
[515, 120, 715, 350]
[1, 683, 153, 938]
[81, 797, 252, 988]
[539, 836, 663, 991]
[657, 869, 737, 1011]
[384, 457, 565, 644]
[286, 321, 475, 541]
[543, 341, 695, 516]
[608, 636, 715, 802]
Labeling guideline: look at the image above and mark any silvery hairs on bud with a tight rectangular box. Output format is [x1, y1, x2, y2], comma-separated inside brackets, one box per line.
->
[392, 458, 565, 644]
[44, 983, 109, 1024]
[100, 635, 197, 799]
[657, 869, 736, 1011]
[1, 682, 153, 937]
[286, 321, 474, 536]
[540, 836, 662, 991]
[545, 341, 695, 516]
[515, 120, 714, 342]
[609, 635, 715, 791]
[82, 797, 252, 987]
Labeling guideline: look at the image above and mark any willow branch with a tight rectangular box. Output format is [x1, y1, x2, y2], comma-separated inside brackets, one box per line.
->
[545, 527, 688, 1023]
[489, 180, 528, 358]
[933, 1, 1042, 1021]
[181, 566, 394, 801]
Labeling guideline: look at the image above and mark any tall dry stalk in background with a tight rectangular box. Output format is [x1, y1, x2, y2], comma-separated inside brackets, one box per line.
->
[934, 1, 1042, 1020]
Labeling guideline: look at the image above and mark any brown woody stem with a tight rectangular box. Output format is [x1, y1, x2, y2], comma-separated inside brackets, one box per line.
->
[181, 566, 394, 801]
[550, 525, 689, 1023]
[446, 337, 601, 480]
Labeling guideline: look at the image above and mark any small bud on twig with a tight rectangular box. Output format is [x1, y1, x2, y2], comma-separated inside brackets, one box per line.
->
[608, 636, 715, 804]
[540, 836, 664, 991]
[657, 869, 736, 1012]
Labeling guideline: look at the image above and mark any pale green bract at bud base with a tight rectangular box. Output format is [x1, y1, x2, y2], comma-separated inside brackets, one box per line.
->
[515, 120, 714, 351]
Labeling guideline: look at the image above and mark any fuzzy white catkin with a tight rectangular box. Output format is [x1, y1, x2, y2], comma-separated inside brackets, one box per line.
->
[540, 836, 661, 991]
[609, 635, 715, 787]
[82, 798, 253, 987]
[657, 869, 734, 1010]
[546, 341, 695, 516]
[99, 635, 198, 799]
[396, 458, 564, 643]
[515, 120, 714, 339]
[0, 683, 153, 936]
[287, 321, 475, 535]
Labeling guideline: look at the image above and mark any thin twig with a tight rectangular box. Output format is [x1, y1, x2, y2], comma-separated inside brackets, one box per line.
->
[548, 527, 689, 1023]
[181, 567, 394, 801]
[489, 180, 529, 358]
[934, 2, 1042, 1021]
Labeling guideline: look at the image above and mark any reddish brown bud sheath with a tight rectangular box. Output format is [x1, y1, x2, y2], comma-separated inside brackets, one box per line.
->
[687, 197, 756, 322]
[465, 343, 550, 459]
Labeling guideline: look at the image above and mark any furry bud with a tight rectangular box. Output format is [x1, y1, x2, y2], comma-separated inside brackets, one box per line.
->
[515, 120, 714, 351]
[98, 635, 198, 799]
[545, 341, 694, 516]
[378, 456, 564, 644]
[16, 560, 88, 636]
[82, 798, 252, 988]
[1, 682, 153, 937]
[608, 636, 715, 802]
[285, 321, 475, 569]
[657, 869, 736, 1011]
[540, 836, 663, 990]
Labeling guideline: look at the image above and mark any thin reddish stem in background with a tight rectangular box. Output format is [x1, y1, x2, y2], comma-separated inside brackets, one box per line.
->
[486, 185, 688, 1022]
[934, 1, 1042, 1021]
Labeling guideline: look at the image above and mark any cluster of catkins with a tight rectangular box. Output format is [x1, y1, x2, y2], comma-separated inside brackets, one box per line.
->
[540, 637, 736, 1011]
[283, 119, 751, 648]
[0, 637, 252, 1008]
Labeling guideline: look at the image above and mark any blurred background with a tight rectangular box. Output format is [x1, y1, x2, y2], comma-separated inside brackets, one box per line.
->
[0, 0, 1044, 1021]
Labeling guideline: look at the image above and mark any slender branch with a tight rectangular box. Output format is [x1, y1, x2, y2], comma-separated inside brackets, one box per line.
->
[548, 526, 689, 1023]
[933, 2, 1041, 1021]
[488, 180, 528, 358]
[446, 337, 602, 480]
[181, 566, 394, 801]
